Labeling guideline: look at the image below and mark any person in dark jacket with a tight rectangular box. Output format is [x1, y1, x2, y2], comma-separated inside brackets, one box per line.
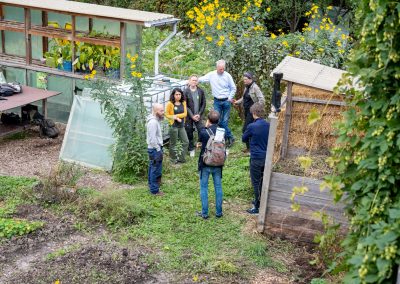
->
[184, 75, 206, 157]
[196, 110, 223, 219]
[233, 72, 265, 151]
[242, 102, 270, 214]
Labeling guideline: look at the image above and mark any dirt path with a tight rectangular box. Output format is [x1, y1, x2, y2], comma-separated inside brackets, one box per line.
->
[0, 204, 156, 283]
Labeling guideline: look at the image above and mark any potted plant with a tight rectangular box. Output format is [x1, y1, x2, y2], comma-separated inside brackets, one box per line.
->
[44, 38, 72, 71]
[73, 42, 95, 73]
[105, 46, 121, 79]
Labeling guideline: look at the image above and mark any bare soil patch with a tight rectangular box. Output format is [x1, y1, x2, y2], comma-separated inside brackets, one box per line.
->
[0, 126, 130, 190]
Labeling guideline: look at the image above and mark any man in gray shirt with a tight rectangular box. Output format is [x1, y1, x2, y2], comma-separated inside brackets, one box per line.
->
[146, 103, 165, 196]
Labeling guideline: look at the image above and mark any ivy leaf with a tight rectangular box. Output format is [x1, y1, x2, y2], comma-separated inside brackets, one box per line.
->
[389, 209, 400, 219]
[298, 156, 312, 170]
[291, 203, 301, 212]
[307, 108, 321, 125]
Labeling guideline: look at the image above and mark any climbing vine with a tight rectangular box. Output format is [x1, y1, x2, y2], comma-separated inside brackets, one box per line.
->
[322, 1, 400, 282]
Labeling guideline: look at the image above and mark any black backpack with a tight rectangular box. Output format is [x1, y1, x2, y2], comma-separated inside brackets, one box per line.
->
[1, 112, 21, 125]
[32, 111, 59, 139]
[0, 82, 22, 97]
[39, 118, 59, 138]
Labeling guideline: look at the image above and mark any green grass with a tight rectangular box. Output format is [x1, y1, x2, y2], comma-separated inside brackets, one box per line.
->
[109, 132, 289, 277]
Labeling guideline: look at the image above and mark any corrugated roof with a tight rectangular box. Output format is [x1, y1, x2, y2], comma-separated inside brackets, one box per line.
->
[271, 56, 346, 92]
[0, 0, 179, 27]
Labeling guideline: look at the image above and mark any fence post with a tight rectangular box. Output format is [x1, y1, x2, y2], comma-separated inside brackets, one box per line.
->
[257, 112, 279, 233]
[280, 82, 293, 159]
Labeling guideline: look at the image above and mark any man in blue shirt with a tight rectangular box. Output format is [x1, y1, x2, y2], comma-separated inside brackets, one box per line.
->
[242, 102, 270, 214]
[199, 59, 237, 147]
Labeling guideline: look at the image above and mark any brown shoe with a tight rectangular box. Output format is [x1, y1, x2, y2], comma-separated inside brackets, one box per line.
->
[152, 191, 164, 196]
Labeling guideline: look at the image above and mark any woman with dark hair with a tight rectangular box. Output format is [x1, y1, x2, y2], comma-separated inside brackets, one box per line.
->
[165, 88, 189, 163]
[233, 72, 265, 151]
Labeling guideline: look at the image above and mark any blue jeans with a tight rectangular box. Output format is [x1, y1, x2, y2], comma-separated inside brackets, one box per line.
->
[200, 166, 223, 217]
[250, 158, 265, 209]
[213, 99, 233, 140]
[148, 148, 163, 194]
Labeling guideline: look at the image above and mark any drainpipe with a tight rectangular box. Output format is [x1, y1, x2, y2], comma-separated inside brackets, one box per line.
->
[154, 22, 177, 76]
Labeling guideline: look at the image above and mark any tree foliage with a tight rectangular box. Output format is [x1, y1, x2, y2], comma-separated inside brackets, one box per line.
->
[325, 1, 400, 282]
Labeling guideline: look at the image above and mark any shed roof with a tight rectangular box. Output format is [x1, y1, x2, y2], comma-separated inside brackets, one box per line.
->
[271, 56, 346, 92]
[0, 0, 179, 27]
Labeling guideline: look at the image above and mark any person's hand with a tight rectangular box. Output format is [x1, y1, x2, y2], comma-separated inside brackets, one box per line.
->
[231, 98, 236, 104]
[176, 117, 182, 123]
[196, 142, 202, 148]
[205, 120, 211, 128]
[193, 114, 200, 121]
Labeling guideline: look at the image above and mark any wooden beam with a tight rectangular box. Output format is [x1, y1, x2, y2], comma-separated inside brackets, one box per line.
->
[292, 96, 346, 106]
[41, 11, 48, 56]
[71, 15, 75, 74]
[120, 22, 126, 79]
[0, 5, 5, 54]
[257, 113, 279, 233]
[280, 82, 293, 159]
[89, 18, 93, 33]
[24, 8, 31, 65]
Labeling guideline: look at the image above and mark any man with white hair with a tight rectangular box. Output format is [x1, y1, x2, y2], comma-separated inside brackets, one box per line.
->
[199, 59, 237, 146]
[146, 103, 165, 196]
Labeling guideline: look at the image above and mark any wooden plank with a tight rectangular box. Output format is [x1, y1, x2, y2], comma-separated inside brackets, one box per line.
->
[280, 81, 293, 158]
[0, 5, 5, 53]
[257, 113, 279, 232]
[24, 8, 32, 65]
[41, 11, 48, 56]
[0, 19, 24, 32]
[292, 96, 346, 106]
[270, 172, 334, 201]
[120, 21, 126, 79]
[89, 18, 93, 33]
[74, 34, 120, 47]
[71, 15, 75, 74]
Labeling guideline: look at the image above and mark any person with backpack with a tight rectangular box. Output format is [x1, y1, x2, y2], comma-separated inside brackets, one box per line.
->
[196, 110, 225, 219]
[242, 102, 270, 214]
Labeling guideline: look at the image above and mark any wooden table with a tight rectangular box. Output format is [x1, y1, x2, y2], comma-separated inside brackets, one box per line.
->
[0, 85, 61, 137]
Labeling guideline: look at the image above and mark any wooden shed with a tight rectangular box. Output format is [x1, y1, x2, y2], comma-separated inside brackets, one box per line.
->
[257, 56, 348, 242]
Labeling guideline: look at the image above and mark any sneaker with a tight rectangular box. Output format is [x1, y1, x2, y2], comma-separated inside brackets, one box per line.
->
[216, 213, 223, 218]
[227, 137, 235, 148]
[195, 211, 209, 220]
[246, 207, 259, 214]
[189, 150, 195, 157]
[152, 191, 165, 196]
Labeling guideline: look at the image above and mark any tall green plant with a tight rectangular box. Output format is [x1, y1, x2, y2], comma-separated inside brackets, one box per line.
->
[323, 1, 400, 282]
[89, 55, 150, 183]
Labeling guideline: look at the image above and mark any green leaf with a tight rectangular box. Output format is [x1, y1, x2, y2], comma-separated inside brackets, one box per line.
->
[298, 156, 312, 170]
[389, 209, 400, 219]
[307, 108, 321, 125]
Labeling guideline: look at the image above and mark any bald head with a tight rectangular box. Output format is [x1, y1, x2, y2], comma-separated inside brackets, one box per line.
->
[152, 103, 164, 119]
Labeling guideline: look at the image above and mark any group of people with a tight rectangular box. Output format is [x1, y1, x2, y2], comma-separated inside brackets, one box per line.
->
[146, 59, 270, 217]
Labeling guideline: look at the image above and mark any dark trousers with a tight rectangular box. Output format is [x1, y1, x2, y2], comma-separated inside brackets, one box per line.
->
[185, 119, 204, 151]
[148, 148, 163, 194]
[242, 107, 254, 149]
[250, 158, 265, 209]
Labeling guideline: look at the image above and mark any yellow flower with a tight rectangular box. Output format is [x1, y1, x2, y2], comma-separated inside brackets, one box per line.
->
[327, 5, 333, 10]
[84, 75, 89, 80]
[187, 11, 195, 19]
[319, 25, 324, 30]
[54, 279, 60, 284]
[339, 49, 344, 54]
[127, 53, 131, 59]
[315, 29, 319, 33]
[131, 64, 136, 69]
[91, 70, 97, 75]
[217, 23, 222, 30]
[300, 37, 305, 42]
[341, 33, 346, 40]
[270, 33, 277, 39]
[295, 51, 300, 55]
[206, 36, 213, 42]
[304, 22, 308, 27]
[244, 33, 249, 37]
[318, 48, 324, 52]
[336, 40, 342, 47]
[267, 7, 271, 12]
[282, 40, 289, 47]
[247, 16, 253, 21]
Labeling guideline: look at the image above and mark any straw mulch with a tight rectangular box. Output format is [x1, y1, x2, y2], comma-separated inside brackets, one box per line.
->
[273, 84, 346, 162]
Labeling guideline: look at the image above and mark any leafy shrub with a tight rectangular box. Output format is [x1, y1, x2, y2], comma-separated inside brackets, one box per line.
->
[0, 218, 43, 239]
[76, 189, 150, 228]
[324, 1, 400, 282]
[34, 162, 82, 205]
